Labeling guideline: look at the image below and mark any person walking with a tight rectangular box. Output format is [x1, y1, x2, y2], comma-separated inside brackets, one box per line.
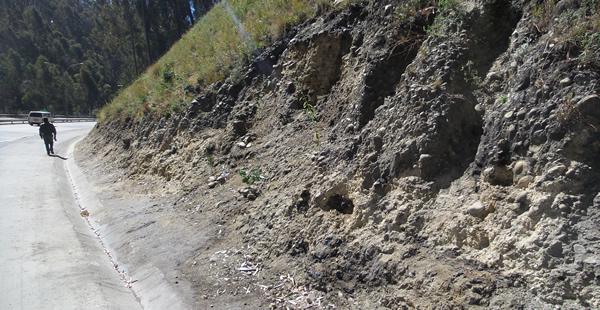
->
[39, 118, 57, 155]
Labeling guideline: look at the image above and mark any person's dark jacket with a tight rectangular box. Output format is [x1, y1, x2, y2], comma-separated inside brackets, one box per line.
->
[39, 123, 56, 140]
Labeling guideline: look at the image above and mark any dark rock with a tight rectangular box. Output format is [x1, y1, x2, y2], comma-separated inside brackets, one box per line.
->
[576, 95, 600, 120]
[483, 165, 513, 186]
[232, 120, 247, 136]
[190, 92, 217, 113]
[285, 82, 296, 94]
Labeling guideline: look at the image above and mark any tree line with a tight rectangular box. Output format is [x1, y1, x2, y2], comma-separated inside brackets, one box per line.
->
[0, 0, 218, 115]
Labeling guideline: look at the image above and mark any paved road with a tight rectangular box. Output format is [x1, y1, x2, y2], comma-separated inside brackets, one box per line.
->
[0, 123, 141, 310]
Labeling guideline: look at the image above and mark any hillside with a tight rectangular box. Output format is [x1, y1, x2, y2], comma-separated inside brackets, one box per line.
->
[79, 0, 600, 308]
[0, 0, 216, 114]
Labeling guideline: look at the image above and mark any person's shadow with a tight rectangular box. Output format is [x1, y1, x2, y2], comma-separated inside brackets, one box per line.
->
[50, 154, 68, 160]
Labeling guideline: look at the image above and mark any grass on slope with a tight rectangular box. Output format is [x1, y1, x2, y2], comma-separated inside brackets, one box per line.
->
[99, 0, 342, 122]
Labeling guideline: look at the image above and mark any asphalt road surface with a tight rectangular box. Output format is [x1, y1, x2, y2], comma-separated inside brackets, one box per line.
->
[0, 123, 141, 309]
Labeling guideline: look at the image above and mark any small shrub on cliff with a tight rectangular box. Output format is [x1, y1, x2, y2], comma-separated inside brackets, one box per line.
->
[396, 0, 460, 17]
[303, 100, 317, 122]
[578, 28, 600, 67]
[532, 0, 557, 32]
[239, 168, 262, 185]
[555, 3, 600, 67]
[498, 94, 508, 104]
[424, 0, 464, 38]
[436, 0, 460, 13]
[395, 0, 432, 20]
[300, 94, 322, 144]
[556, 94, 581, 126]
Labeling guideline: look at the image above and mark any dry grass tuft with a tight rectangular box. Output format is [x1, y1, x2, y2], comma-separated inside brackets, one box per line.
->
[99, 0, 336, 122]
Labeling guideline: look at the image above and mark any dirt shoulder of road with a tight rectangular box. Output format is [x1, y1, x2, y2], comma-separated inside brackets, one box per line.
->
[72, 141, 270, 309]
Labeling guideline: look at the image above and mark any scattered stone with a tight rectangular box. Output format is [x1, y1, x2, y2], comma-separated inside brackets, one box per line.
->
[482, 166, 513, 186]
[547, 241, 563, 257]
[575, 95, 600, 119]
[216, 173, 228, 184]
[372, 135, 383, 151]
[208, 181, 218, 188]
[582, 256, 599, 265]
[384, 4, 393, 15]
[80, 210, 90, 217]
[239, 187, 260, 200]
[466, 201, 490, 218]
[345, 124, 355, 133]
[512, 160, 529, 176]
[516, 175, 534, 188]
[515, 191, 529, 206]
[417, 154, 436, 179]
[286, 82, 296, 94]
[232, 120, 247, 136]
[573, 244, 586, 254]
[559, 77, 572, 86]
[546, 164, 567, 178]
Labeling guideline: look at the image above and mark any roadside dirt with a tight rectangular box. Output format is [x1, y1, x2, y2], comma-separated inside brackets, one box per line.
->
[74, 146, 267, 309]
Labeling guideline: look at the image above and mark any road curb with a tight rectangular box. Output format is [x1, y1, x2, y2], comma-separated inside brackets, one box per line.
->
[65, 137, 189, 310]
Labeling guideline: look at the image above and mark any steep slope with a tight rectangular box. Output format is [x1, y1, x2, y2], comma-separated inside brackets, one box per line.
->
[79, 0, 600, 308]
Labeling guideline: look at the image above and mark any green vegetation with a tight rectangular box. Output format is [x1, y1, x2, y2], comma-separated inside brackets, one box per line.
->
[498, 94, 508, 104]
[562, 12, 600, 68]
[205, 154, 216, 175]
[239, 168, 262, 185]
[302, 99, 318, 122]
[556, 93, 579, 125]
[580, 31, 600, 66]
[395, 0, 430, 20]
[99, 0, 335, 122]
[436, 0, 461, 12]
[206, 154, 215, 168]
[396, 0, 461, 21]
[300, 94, 322, 144]
[424, 0, 464, 38]
[425, 21, 446, 38]
[532, 0, 557, 32]
[0, 0, 215, 115]
[549, 0, 600, 67]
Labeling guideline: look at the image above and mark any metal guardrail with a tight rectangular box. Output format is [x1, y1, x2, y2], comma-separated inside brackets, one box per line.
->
[0, 114, 28, 118]
[0, 114, 93, 118]
[0, 118, 96, 125]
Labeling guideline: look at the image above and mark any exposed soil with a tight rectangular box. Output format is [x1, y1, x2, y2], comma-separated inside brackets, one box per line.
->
[78, 0, 600, 308]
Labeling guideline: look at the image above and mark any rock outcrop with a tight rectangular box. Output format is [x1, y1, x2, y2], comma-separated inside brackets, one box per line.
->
[80, 0, 600, 308]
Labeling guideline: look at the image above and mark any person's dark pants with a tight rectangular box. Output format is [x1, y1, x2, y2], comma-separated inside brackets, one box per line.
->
[43, 136, 54, 155]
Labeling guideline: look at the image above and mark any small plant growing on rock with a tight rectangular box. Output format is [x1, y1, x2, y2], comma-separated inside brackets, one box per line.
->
[532, 0, 557, 32]
[436, 0, 460, 13]
[301, 95, 322, 145]
[206, 154, 216, 174]
[580, 31, 600, 67]
[425, 0, 465, 38]
[498, 94, 508, 104]
[395, 0, 429, 20]
[302, 98, 317, 122]
[556, 94, 582, 126]
[161, 62, 176, 84]
[425, 21, 445, 38]
[239, 168, 262, 185]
